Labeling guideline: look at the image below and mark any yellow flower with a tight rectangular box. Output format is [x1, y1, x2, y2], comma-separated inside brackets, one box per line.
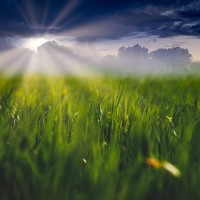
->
[166, 116, 172, 122]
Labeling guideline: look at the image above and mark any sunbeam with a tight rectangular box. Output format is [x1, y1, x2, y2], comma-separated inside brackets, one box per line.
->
[47, 0, 81, 33]
[37, 44, 62, 73]
[0, 48, 27, 67]
[45, 43, 78, 73]
[0, 48, 34, 74]
[16, 4, 33, 32]
[22, 0, 38, 31]
[48, 43, 94, 75]
[34, 40, 92, 75]
[12, 50, 34, 73]
[42, 0, 50, 28]
[56, 15, 80, 30]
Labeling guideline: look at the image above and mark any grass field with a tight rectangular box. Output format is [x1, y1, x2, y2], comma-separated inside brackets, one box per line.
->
[0, 74, 200, 200]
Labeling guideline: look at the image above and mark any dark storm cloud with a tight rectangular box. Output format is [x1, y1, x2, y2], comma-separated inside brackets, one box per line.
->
[0, 38, 14, 51]
[0, 0, 16, 4]
[0, 0, 200, 41]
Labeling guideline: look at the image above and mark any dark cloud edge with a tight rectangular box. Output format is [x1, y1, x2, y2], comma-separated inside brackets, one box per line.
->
[1, 1, 200, 41]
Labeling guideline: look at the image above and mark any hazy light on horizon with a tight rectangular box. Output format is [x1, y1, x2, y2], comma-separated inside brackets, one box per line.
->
[23, 37, 49, 51]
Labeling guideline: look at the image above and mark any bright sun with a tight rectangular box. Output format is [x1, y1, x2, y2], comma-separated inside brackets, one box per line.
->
[25, 37, 48, 51]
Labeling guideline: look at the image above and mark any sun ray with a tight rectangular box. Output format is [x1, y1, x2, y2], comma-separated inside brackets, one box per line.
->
[15, 50, 35, 73]
[16, 4, 33, 31]
[46, 0, 81, 33]
[42, 0, 50, 28]
[56, 15, 81, 30]
[36, 45, 60, 73]
[22, 0, 38, 33]
[0, 48, 26, 67]
[44, 44, 73, 73]
[0, 48, 34, 74]
[26, 53, 37, 73]
[42, 43, 78, 74]
[43, 42, 91, 75]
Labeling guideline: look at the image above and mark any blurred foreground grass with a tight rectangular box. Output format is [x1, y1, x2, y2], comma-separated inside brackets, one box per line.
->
[0, 74, 200, 200]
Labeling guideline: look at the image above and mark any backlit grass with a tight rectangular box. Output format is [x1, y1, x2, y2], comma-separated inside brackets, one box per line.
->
[0, 74, 200, 200]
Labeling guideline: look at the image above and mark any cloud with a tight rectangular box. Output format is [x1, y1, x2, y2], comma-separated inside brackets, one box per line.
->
[150, 47, 192, 67]
[102, 54, 117, 69]
[35, 41, 93, 74]
[0, 40, 91, 74]
[59, 2, 200, 41]
[37, 40, 75, 58]
[102, 54, 116, 62]
[1, 0, 200, 41]
[0, 40, 102, 75]
[102, 45, 193, 74]
[0, 0, 15, 4]
[117, 45, 150, 71]
[102, 44, 151, 73]
[0, 39, 194, 75]
[0, 37, 14, 51]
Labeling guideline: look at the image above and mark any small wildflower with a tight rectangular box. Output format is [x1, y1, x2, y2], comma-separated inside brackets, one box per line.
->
[166, 116, 172, 122]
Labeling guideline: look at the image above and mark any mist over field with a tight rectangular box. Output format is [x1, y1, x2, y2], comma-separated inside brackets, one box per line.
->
[0, 40, 199, 75]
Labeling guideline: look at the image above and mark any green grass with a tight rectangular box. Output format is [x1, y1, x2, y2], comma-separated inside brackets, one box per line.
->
[0, 74, 200, 200]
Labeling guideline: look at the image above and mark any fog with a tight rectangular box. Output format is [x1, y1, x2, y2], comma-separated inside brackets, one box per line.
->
[0, 40, 197, 75]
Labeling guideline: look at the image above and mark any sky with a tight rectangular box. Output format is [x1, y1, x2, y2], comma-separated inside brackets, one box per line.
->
[0, 0, 200, 74]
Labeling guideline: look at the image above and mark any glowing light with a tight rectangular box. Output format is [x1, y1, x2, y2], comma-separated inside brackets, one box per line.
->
[24, 37, 48, 51]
